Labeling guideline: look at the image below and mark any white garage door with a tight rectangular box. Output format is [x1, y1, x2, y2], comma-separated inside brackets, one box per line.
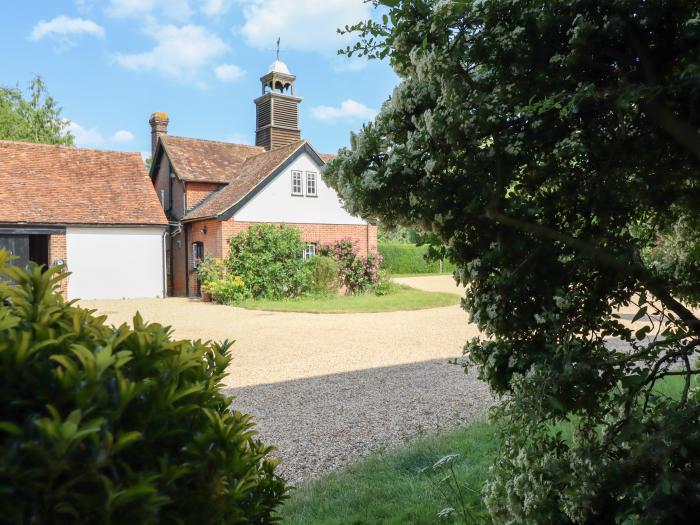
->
[66, 227, 165, 300]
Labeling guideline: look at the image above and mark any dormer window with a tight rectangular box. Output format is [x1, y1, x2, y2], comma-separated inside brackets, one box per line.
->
[306, 172, 317, 197]
[291, 170, 303, 196]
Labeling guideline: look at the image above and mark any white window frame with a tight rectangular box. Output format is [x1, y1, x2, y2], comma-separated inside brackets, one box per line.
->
[302, 243, 317, 260]
[291, 170, 303, 196]
[306, 171, 318, 197]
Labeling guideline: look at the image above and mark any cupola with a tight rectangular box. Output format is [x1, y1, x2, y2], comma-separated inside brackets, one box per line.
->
[254, 41, 301, 150]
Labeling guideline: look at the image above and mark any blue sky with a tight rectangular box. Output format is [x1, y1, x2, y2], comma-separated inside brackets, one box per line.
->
[1, 0, 398, 157]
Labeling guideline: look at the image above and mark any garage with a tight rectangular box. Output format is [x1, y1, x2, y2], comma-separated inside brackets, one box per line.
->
[0, 140, 168, 300]
[66, 227, 165, 300]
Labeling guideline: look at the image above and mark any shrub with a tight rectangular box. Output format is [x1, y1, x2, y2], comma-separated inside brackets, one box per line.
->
[0, 251, 287, 524]
[225, 224, 311, 299]
[309, 256, 339, 295]
[319, 238, 382, 294]
[206, 275, 250, 304]
[378, 242, 454, 275]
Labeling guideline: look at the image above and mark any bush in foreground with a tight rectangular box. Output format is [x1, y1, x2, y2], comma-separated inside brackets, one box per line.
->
[0, 251, 287, 524]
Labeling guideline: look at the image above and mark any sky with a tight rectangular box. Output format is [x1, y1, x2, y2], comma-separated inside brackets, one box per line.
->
[1, 0, 399, 157]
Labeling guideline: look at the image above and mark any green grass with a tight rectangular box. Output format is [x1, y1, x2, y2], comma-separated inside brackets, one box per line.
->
[278, 421, 497, 525]
[279, 377, 689, 524]
[237, 284, 460, 313]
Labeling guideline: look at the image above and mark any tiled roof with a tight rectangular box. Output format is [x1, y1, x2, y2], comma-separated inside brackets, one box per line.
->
[0, 140, 167, 225]
[161, 135, 265, 183]
[319, 153, 336, 163]
[184, 140, 307, 221]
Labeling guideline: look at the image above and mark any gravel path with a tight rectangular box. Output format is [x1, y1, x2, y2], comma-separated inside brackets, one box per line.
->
[82, 275, 495, 483]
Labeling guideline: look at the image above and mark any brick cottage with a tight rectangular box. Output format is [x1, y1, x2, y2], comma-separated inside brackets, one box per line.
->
[0, 58, 376, 300]
[150, 58, 377, 297]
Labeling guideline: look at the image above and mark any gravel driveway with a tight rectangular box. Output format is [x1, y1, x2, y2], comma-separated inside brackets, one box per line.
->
[82, 275, 494, 483]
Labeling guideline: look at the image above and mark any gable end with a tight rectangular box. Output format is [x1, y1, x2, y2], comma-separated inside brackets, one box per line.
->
[217, 142, 324, 221]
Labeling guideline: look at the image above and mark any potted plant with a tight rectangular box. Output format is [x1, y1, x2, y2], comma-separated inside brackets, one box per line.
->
[197, 256, 223, 302]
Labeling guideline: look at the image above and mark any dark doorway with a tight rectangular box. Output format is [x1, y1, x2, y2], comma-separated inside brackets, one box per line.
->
[29, 235, 49, 268]
[0, 234, 50, 270]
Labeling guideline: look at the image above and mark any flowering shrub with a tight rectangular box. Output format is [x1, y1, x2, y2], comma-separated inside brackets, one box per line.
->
[319, 238, 382, 294]
[204, 276, 249, 304]
[198, 256, 248, 304]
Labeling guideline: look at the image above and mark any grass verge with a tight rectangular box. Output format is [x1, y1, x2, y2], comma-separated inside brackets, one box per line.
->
[279, 377, 688, 524]
[277, 420, 497, 525]
[237, 284, 459, 313]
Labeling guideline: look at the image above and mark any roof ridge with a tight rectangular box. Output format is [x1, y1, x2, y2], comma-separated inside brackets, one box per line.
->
[0, 139, 141, 157]
[164, 135, 264, 149]
[242, 139, 306, 162]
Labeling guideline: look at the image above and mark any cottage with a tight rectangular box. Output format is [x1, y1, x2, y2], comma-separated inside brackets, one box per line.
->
[150, 59, 377, 297]
[0, 141, 167, 299]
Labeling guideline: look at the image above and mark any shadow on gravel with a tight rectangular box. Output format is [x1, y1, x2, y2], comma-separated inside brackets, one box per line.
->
[223, 359, 495, 484]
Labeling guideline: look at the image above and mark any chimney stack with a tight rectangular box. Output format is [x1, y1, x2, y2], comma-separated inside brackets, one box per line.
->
[149, 111, 169, 159]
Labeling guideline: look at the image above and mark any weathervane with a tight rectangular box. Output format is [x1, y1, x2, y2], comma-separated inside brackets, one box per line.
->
[276, 37, 280, 61]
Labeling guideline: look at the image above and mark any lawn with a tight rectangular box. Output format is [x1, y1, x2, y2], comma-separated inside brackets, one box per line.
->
[278, 420, 497, 525]
[237, 284, 459, 313]
[279, 376, 688, 524]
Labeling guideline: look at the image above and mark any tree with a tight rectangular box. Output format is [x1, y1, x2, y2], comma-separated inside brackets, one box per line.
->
[326, 1, 700, 522]
[0, 76, 74, 145]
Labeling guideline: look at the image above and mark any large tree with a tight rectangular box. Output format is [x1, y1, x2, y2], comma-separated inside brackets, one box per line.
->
[0, 76, 74, 145]
[326, 1, 700, 522]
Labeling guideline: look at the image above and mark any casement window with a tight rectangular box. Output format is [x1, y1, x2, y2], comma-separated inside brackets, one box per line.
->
[306, 171, 317, 197]
[302, 243, 317, 260]
[192, 241, 204, 269]
[291, 170, 303, 195]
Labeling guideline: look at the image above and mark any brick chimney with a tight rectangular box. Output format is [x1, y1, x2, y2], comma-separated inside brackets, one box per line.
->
[149, 111, 169, 159]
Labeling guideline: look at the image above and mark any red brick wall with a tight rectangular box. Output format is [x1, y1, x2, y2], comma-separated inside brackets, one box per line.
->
[186, 219, 222, 296]
[48, 233, 68, 299]
[186, 182, 221, 211]
[219, 220, 378, 260]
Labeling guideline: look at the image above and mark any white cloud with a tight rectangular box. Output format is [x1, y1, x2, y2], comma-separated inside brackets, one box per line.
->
[225, 131, 252, 144]
[67, 121, 104, 146]
[115, 25, 229, 82]
[30, 15, 105, 41]
[202, 0, 231, 16]
[110, 130, 134, 142]
[239, 0, 371, 55]
[107, 0, 192, 21]
[311, 99, 376, 122]
[214, 63, 245, 82]
[68, 121, 136, 147]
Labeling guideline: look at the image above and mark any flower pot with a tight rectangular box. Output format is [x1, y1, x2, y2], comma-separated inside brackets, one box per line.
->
[201, 291, 212, 302]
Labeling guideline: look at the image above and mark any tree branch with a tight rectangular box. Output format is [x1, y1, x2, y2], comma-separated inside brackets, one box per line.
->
[484, 210, 700, 337]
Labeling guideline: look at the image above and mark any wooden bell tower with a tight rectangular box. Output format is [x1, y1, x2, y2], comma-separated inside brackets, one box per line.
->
[254, 41, 302, 150]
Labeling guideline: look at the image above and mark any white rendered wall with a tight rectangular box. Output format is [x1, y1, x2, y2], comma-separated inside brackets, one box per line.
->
[234, 151, 366, 225]
[66, 227, 165, 299]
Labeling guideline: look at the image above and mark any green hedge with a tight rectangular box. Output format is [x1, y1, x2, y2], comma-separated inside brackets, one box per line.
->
[378, 243, 454, 275]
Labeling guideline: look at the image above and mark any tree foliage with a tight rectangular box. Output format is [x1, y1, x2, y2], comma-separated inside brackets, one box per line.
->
[0, 76, 74, 145]
[0, 251, 286, 523]
[327, 1, 700, 522]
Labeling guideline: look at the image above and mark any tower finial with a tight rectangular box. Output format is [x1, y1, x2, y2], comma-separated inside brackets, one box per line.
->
[276, 37, 280, 61]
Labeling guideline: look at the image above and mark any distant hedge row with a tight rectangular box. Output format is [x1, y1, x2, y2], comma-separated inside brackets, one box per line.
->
[378, 242, 454, 274]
